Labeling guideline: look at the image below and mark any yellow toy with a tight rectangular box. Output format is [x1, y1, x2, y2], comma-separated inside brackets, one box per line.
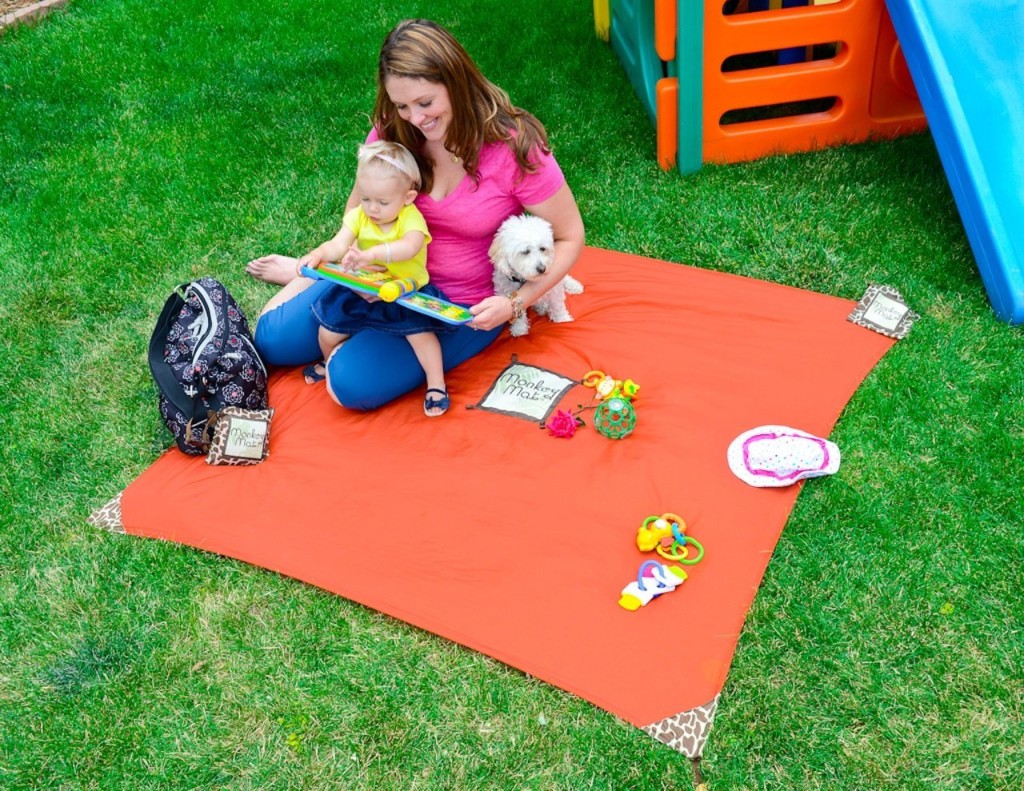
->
[636, 512, 705, 564]
[583, 370, 639, 402]
[592, 0, 610, 42]
[583, 369, 641, 440]
[378, 277, 420, 302]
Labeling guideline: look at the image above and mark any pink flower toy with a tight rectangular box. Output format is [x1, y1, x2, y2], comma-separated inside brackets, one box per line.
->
[545, 409, 581, 438]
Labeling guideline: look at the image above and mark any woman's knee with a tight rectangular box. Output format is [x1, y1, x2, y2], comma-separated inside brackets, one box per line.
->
[326, 378, 372, 411]
[326, 362, 415, 411]
[323, 325, 502, 411]
[252, 291, 323, 366]
[254, 308, 300, 366]
[325, 334, 421, 410]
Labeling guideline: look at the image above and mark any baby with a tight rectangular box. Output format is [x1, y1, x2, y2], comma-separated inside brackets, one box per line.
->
[299, 141, 453, 417]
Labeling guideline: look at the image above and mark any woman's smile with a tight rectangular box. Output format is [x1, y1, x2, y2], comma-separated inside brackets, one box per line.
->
[385, 76, 453, 143]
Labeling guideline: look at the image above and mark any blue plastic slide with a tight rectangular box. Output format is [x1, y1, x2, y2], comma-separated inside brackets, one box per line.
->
[885, 0, 1024, 324]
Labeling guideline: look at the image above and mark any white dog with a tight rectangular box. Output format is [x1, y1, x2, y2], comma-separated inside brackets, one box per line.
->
[489, 214, 584, 337]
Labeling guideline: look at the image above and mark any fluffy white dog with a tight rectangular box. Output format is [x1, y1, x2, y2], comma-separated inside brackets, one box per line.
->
[489, 214, 584, 337]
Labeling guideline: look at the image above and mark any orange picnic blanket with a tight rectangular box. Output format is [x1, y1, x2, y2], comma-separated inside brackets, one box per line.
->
[101, 247, 894, 757]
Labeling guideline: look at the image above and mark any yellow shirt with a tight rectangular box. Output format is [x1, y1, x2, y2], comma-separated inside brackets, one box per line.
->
[343, 204, 431, 286]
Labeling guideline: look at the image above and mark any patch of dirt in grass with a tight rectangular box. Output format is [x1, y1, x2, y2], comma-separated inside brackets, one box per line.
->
[2, 0, 57, 17]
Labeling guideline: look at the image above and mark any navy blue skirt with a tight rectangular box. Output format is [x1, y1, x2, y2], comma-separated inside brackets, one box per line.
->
[311, 283, 460, 337]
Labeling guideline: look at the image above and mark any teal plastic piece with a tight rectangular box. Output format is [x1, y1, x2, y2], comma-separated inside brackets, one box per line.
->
[609, 0, 704, 174]
[675, 0, 703, 175]
[610, 0, 660, 124]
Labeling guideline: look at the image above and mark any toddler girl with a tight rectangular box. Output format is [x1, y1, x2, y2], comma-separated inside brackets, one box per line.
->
[298, 141, 453, 417]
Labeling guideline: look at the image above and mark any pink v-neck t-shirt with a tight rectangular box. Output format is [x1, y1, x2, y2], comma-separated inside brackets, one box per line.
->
[367, 129, 566, 305]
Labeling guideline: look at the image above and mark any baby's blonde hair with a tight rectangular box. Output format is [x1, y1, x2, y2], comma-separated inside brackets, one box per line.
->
[357, 140, 421, 191]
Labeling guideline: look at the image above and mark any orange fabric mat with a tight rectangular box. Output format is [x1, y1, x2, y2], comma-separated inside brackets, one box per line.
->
[112, 247, 893, 756]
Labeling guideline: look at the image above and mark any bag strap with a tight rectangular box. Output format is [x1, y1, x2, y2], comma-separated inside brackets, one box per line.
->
[196, 280, 231, 413]
[148, 283, 206, 422]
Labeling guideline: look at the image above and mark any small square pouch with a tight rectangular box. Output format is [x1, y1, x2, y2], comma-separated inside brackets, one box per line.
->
[205, 406, 275, 466]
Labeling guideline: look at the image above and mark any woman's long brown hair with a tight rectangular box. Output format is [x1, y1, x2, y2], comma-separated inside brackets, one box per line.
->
[372, 19, 550, 193]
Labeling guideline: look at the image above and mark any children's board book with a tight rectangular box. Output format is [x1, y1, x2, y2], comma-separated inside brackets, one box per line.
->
[301, 263, 474, 326]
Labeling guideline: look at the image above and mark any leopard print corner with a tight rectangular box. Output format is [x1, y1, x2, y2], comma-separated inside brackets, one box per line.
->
[87, 492, 125, 533]
[641, 695, 719, 758]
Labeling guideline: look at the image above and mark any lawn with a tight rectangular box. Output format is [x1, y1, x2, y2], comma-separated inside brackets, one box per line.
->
[1, 1, 1021, 788]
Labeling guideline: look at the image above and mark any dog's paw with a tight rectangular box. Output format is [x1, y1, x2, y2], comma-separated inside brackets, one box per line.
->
[564, 275, 584, 295]
[509, 317, 530, 336]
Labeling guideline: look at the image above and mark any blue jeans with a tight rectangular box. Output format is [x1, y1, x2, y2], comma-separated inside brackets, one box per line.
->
[254, 279, 502, 410]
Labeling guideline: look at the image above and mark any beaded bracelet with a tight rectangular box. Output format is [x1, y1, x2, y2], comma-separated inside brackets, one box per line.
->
[508, 290, 525, 321]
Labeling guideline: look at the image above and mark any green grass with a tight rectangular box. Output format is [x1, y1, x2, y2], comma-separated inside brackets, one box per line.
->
[2, 1, 1022, 788]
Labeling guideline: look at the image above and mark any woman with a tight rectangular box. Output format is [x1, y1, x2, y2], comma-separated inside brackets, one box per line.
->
[247, 19, 585, 410]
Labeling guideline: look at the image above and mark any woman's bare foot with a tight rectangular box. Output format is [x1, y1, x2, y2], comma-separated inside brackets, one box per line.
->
[246, 254, 299, 286]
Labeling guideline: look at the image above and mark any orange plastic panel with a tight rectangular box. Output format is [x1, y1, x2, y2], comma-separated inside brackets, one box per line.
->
[701, 0, 925, 164]
[655, 0, 676, 62]
[868, 8, 923, 122]
[656, 78, 679, 170]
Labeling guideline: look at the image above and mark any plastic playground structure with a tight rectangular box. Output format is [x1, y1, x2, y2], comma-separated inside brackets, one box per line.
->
[597, 0, 1024, 324]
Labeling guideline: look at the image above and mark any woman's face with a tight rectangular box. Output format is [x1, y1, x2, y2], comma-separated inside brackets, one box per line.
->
[385, 76, 453, 145]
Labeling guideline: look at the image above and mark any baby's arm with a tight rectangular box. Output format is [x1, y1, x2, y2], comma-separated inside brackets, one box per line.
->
[342, 231, 426, 270]
[298, 226, 357, 271]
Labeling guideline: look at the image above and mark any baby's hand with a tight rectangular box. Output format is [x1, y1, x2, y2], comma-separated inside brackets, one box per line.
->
[341, 246, 370, 270]
[297, 252, 324, 271]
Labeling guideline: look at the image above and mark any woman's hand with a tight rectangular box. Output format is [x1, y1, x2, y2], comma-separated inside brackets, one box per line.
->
[468, 295, 513, 331]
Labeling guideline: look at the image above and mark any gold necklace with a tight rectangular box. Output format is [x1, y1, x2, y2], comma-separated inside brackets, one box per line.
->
[448, 150, 461, 164]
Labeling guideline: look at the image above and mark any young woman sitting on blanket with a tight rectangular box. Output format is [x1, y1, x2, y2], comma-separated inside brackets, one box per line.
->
[247, 18, 585, 411]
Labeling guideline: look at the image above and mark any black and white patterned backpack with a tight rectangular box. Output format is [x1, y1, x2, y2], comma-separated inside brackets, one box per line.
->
[148, 278, 268, 455]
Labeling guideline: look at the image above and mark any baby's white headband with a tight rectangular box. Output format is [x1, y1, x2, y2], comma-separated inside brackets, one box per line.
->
[361, 148, 419, 185]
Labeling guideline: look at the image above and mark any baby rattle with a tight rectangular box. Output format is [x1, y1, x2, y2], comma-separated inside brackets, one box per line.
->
[583, 369, 640, 439]
[582, 370, 640, 402]
[618, 560, 688, 611]
[636, 512, 705, 564]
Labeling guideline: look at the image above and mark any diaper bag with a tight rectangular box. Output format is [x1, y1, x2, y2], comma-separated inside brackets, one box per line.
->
[148, 277, 268, 455]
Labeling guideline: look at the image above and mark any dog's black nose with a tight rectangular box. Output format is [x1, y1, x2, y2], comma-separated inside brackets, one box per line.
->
[536, 263, 547, 274]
